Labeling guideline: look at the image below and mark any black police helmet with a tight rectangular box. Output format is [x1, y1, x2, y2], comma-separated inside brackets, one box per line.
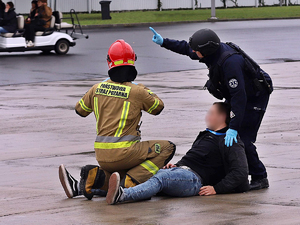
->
[189, 29, 220, 56]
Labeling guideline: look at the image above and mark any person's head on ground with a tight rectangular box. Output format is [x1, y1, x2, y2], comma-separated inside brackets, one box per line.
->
[189, 28, 220, 58]
[37, 0, 47, 7]
[31, 0, 38, 9]
[205, 102, 230, 131]
[107, 39, 138, 83]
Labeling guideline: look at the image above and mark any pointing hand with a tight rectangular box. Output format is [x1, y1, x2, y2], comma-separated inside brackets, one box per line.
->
[149, 27, 164, 46]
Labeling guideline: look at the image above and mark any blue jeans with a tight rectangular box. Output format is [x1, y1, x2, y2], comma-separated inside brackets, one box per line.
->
[122, 167, 203, 202]
[0, 27, 8, 34]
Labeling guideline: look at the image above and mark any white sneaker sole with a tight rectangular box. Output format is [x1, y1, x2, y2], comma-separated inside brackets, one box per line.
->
[106, 172, 120, 205]
[59, 164, 73, 198]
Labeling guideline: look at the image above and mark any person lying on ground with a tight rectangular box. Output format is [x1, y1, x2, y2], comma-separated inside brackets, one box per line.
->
[106, 102, 250, 205]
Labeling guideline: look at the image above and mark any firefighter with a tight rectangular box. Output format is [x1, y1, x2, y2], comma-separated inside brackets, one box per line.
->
[149, 27, 273, 190]
[59, 40, 176, 200]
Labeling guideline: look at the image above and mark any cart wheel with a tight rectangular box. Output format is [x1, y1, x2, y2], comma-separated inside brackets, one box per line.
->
[55, 39, 69, 55]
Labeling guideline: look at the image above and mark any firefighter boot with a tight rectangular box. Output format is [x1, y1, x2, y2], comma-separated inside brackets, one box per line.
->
[79, 165, 107, 200]
[120, 174, 138, 188]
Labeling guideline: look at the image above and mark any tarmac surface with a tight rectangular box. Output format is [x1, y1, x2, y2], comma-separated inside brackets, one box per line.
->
[1, 61, 300, 224]
[1, 19, 300, 86]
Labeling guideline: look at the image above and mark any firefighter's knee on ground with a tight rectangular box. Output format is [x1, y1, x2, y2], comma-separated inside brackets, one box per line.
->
[80, 165, 107, 200]
[163, 141, 176, 165]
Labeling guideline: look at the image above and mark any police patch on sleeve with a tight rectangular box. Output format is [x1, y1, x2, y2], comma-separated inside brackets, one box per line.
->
[230, 111, 235, 118]
[229, 79, 238, 88]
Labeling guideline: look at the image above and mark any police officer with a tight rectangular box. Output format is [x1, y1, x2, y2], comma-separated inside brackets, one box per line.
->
[59, 40, 176, 200]
[149, 27, 273, 190]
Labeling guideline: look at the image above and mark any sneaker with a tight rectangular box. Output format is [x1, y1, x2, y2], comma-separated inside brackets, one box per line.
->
[106, 172, 124, 205]
[250, 178, 269, 190]
[27, 41, 34, 47]
[59, 164, 79, 198]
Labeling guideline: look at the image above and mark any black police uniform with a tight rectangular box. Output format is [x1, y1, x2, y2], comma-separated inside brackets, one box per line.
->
[162, 38, 273, 180]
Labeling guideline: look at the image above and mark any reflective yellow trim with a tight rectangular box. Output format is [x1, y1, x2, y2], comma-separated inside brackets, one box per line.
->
[147, 99, 159, 114]
[94, 140, 138, 149]
[114, 60, 134, 65]
[147, 90, 154, 95]
[79, 99, 93, 112]
[114, 60, 124, 65]
[140, 160, 159, 175]
[127, 60, 134, 65]
[94, 97, 99, 134]
[115, 101, 130, 137]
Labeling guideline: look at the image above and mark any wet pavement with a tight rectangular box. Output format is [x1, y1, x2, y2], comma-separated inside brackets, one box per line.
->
[1, 19, 300, 86]
[1, 61, 300, 224]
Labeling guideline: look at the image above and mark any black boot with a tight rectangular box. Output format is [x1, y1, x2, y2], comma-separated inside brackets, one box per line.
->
[250, 178, 269, 190]
[79, 165, 106, 200]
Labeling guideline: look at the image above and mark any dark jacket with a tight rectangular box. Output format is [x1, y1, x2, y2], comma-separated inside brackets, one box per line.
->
[29, 8, 38, 20]
[176, 127, 250, 194]
[0, 1, 5, 19]
[161, 39, 272, 131]
[1, 7, 17, 33]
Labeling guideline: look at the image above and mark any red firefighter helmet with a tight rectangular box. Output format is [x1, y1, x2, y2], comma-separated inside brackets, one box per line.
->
[107, 39, 137, 70]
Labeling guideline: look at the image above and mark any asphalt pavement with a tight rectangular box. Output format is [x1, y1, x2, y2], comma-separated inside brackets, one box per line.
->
[1, 61, 300, 224]
[0, 19, 300, 86]
[1, 19, 300, 224]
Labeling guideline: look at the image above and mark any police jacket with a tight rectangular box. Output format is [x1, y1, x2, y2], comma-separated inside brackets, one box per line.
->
[162, 38, 272, 131]
[176, 127, 250, 194]
[1, 8, 17, 33]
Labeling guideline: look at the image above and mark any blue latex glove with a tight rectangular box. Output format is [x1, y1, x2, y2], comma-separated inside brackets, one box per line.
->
[224, 129, 238, 147]
[149, 27, 163, 46]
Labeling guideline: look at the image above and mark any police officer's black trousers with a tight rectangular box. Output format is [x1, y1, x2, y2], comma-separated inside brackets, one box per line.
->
[238, 91, 270, 180]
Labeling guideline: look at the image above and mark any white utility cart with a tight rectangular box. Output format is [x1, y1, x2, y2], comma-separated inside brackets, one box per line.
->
[0, 9, 88, 55]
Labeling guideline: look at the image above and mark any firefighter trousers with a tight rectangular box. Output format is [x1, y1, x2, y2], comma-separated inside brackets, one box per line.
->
[96, 140, 176, 190]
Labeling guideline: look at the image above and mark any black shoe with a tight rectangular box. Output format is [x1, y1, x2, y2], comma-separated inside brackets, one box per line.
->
[59, 164, 79, 198]
[250, 178, 269, 190]
[106, 172, 124, 205]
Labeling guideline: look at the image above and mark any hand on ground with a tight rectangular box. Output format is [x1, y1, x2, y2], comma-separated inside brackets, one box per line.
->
[199, 186, 216, 196]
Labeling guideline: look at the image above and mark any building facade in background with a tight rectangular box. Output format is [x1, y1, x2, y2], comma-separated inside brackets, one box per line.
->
[9, 0, 295, 14]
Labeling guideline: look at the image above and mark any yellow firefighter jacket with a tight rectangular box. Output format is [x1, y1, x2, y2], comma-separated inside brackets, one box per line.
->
[75, 79, 164, 162]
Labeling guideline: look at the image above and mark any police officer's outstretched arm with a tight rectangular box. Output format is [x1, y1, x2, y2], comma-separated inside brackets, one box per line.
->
[149, 27, 199, 60]
[223, 55, 247, 147]
[75, 84, 96, 117]
[138, 84, 164, 116]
